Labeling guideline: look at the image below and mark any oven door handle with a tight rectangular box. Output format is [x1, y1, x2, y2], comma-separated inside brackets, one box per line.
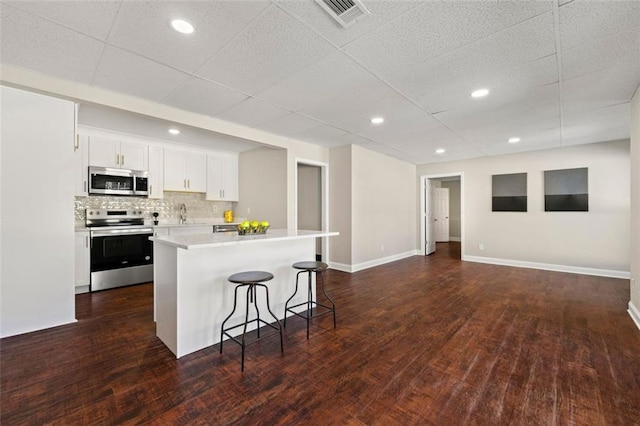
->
[90, 228, 154, 237]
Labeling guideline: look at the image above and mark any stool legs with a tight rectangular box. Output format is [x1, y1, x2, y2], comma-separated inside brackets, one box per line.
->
[284, 268, 336, 339]
[220, 283, 283, 371]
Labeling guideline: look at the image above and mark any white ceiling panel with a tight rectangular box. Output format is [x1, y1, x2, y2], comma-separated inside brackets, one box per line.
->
[388, 12, 557, 113]
[562, 27, 640, 81]
[253, 112, 325, 136]
[107, 1, 269, 73]
[92, 46, 190, 103]
[162, 77, 248, 117]
[5, 0, 120, 40]
[0, 3, 104, 84]
[213, 97, 291, 128]
[195, 5, 335, 94]
[343, 1, 553, 79]
[275, 0, 419, 47]
[289, 124, 349, 147]
[558, 0, 640, 50]
[563, 103, 631, 146]
[254, 51, 380, 112]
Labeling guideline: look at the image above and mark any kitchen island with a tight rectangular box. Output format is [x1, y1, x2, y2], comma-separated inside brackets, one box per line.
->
[151, 229, 338, 358]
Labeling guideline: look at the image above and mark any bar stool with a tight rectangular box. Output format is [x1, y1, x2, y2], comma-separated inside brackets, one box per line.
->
[284, 261, 336, 339]
[219, 271, 283, 371]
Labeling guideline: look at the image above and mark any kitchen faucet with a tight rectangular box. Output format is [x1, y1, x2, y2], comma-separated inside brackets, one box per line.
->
[179, 203, 187, 224]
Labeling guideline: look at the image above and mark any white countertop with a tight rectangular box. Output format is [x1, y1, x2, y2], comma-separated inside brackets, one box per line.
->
[150, 229, 339, 250]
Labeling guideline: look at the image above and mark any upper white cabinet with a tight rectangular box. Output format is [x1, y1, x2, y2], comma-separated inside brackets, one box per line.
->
[88, 136, 148, 171]
[164, 148, 206, 193]
[148, 145, 164, 199]
[74, 135, 89, 196]
[206, 153, 239, 201]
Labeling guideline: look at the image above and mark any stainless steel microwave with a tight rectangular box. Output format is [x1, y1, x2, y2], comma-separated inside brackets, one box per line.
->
[88, 166, 149, 197]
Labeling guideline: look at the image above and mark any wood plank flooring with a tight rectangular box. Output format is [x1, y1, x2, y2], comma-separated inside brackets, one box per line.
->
[2, 242, 640, 425]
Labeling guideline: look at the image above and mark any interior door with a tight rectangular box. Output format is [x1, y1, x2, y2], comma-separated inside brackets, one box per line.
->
[434, 188, 450, 242]
[425, 180, 436, 255]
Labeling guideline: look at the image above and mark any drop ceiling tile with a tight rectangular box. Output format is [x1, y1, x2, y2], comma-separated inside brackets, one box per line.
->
[563, 103, 630, 145]
[289, 124, 349, 147]
[253, 112, 325, 136]
[254, 51, 380, 112]
[92, 46, 190, 103]
[5, 0, 120, 40]
[162, 77, 249, 117]
[196, 5, 335, 94]
[213, 97, 291, 128]
[108, 1, 269, 73]
[562, 27, 640, 80]
[275, 0, 419, 47]
[388, 13, 557, 113]
[558, 0, 640, 50]
[343, 1, 553, 78]
[562, 63, 640, 113]
[0, 3, 104, 84]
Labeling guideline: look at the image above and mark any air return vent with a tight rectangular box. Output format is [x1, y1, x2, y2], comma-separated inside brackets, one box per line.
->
[315, 0, 370, 27]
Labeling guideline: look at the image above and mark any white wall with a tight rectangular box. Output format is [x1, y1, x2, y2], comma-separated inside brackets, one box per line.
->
[298, 164, 322, 255]
[329, 145, 352, 265]
[417, 140, 630, 276]
[1, 86, 76, 337]
[237, 148, 287, 228]
[630, 87, 639, 324]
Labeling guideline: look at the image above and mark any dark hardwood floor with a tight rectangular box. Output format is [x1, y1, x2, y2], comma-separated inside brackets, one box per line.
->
[2, 242, 640, 425]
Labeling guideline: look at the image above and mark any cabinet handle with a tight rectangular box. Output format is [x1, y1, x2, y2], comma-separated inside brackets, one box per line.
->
[116, 154, 120, 165]
[150, 184, 153, 195]
[83, 181, 87, 193]
[183, 179, 186, 189]
[74, 135, 79, 151]
[121, 154, 125, 166]
[85, 236, 89, 248]
[188, 179, 190, 189]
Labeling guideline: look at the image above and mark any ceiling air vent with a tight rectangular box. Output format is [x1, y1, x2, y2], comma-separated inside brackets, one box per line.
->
[315, 0, 370, 27]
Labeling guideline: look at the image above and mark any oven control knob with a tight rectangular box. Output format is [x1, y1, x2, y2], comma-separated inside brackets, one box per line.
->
[89, 211, 93, 215]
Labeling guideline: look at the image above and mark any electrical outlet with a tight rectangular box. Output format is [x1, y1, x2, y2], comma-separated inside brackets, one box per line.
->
[247, 207, 251, 214]
[213, 205, 218, 212]
[479, 244, 484, 250]
[381, 243, 385, 251]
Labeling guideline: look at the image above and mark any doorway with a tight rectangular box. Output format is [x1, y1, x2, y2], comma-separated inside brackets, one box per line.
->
[295, 159, 328, 261]
[421, 173, 464, 258]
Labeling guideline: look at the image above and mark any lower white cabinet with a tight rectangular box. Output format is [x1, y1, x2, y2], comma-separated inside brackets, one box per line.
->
[75, 231, 90, 294]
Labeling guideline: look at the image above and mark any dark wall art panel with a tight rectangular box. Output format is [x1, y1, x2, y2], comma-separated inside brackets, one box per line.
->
[492, 173, 527, 212]
[544, 167, 588, 212]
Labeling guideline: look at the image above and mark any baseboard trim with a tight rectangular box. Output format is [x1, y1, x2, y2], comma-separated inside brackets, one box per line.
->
[330, 251, 418, 274]
[629, 301, 640, 332]
[463, 255, 630, 279]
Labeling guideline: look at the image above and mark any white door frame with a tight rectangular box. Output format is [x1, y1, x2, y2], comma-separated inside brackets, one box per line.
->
[420, 172, 465, 258]
[294, 158, 329, 262]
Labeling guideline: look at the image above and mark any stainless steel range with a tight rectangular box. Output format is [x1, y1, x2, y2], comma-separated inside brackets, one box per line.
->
[86, 209, 153, 291]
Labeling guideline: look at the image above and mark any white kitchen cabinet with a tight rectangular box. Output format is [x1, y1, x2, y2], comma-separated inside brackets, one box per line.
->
[74, 134, 89, 196]
[168, 226, 213, 236]
[148, 145, 164, 199]
[75, 231, 90, 294]
[164, 148, 206, 192]
[206, 153, 239, 201]
[89, 135, 148, 171]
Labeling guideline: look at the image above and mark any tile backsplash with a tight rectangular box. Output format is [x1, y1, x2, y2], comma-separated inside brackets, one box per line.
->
[75, 192, 234, 222]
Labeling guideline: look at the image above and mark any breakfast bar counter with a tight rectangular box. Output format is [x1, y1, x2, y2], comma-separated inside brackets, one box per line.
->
[151, 229, 338, 358]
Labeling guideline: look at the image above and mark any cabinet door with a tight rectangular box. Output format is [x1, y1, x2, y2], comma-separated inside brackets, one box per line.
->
[163, 148, 186, 191]
[89, 136, 119, 168]
[221, 155, 239, 201]
[120, 141, 148, 171]
[75, 231, 90, 292]
[205, 154, 223, 200]
[148, 145, 164, 199]
[186, 152, 207, 192]
[74, 135, 89, 196]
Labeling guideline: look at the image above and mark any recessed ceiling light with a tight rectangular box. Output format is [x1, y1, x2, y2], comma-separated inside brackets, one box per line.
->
[471, 88, 490, 98]
[508, 137, 521, 143]
[171, 19, 194, 34]
[435, 148, 446, 154]
[169, 128, 180, 135]
[371, 117, 384, 124]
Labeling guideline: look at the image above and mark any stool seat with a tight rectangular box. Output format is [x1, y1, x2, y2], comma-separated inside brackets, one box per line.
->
[228, 271, 274, 284]
[292, 261, 328, 271]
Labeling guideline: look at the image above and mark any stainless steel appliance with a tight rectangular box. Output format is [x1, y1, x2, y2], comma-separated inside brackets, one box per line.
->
[86, 209, 153, 291]
[88, 166, 149, 197]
